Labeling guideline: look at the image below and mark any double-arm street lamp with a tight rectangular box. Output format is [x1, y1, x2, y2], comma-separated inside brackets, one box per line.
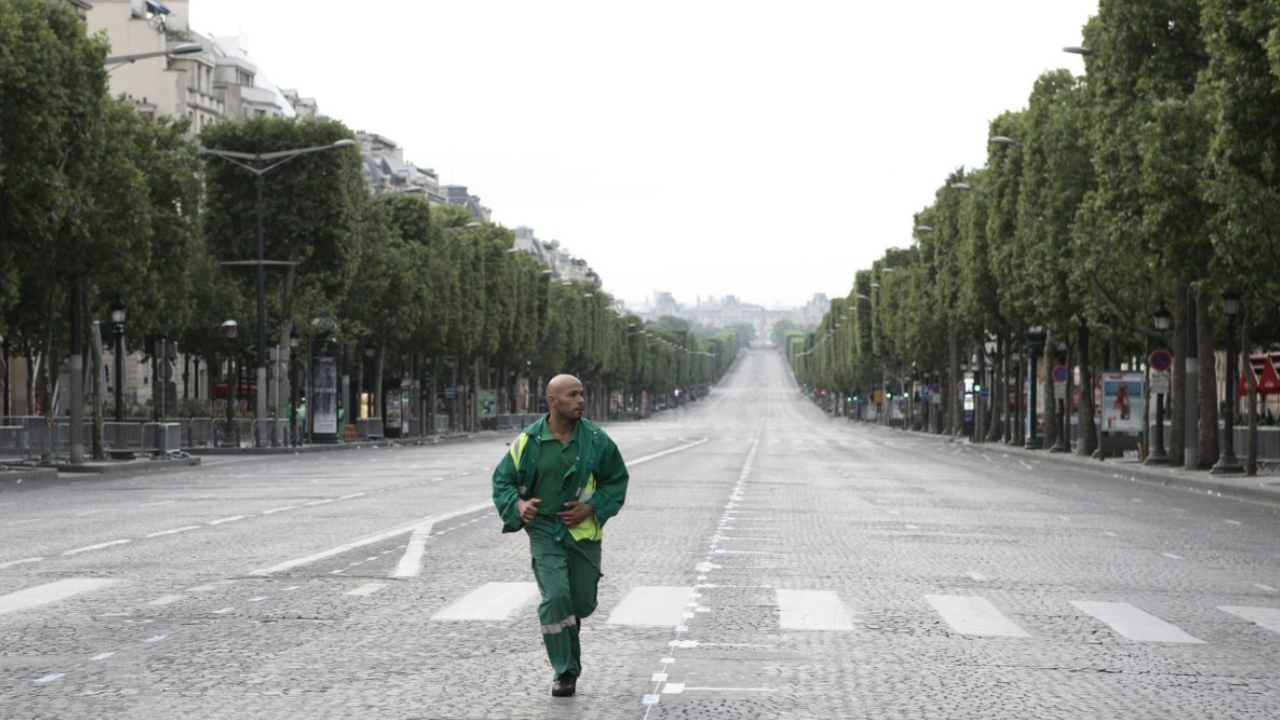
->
[200, 139, 355, 445]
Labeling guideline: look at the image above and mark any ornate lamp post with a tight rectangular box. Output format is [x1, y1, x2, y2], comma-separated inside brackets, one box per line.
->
[1025, 327, 1047, 449]
[1211, 290, 1244, 474]
[110, 297, 127, 421]
[221, 320, 238, 447]
[289, 329, 299, 446]
[1147, 301, 1172, 464]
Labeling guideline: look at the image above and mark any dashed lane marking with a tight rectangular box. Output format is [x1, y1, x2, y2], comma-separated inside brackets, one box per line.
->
[32, 674, 64, 685]
[0, 579, 123, 615]
[146, 595, 183, 606]
[145, 526, 201, 538]
[0, 558, 44, 570]
[62, 539, 131, 557]
[345, 583, 388, 598]
[252, 501, 492, 576]
[209, 515, 248, 525]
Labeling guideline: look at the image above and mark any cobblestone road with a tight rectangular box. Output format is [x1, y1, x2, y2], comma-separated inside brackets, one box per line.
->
[2, 348, 1279, 719]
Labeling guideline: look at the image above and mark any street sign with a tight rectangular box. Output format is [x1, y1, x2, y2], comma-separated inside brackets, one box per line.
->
[979, 387, 991, 398]
[920, 386, 931, 402]
[930, 383, 942, 396]
[444, 386, 455, 399]
[1052, 365, 1069, 384]
[1151, 372, 1171, 394]
[1149, 348, 1173, 373]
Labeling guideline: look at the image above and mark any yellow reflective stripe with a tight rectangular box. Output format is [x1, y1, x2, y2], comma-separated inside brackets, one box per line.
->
[508, 433, 529, 466]
[569, 473, 602, 541]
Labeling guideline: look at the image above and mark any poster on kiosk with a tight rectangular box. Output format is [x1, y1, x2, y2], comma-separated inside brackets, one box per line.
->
[1100, 372, 1144, 434]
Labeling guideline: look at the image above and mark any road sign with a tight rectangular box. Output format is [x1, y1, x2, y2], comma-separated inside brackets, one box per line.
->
[1151, 372, 1171, 394]
[979, 387, 991, 398]
[1052, 365, 1069, 384]
[444, 386, 455, 399]
[920, 386, 931, 402]
[1149, 348, 1173, 373]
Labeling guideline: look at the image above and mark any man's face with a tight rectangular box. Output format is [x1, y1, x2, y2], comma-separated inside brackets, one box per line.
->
[549, 379, 585, 420]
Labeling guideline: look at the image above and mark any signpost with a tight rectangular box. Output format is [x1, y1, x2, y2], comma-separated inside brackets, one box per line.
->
[1147, 349, 1173, 464]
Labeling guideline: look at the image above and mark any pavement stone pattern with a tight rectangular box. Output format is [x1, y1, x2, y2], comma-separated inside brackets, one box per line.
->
[0, 349, 1278, 719]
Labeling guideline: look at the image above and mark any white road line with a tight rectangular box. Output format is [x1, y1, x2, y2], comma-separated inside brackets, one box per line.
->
[1254, 584, 1277, 592]
[139, 501, 174, 507]
[261, 505, 300, 515]
[345, 583, 388, 598]
[76, 509, 110, 517]
[91, 653, 115, 661]
[338, 493, 367, 500]
[1072, 601, 1204, 643]
[209, 515, 247, 525]
[0, 558, 44, 570]
[62, 539, 131, 557]
[926, 595, 1030, 638]
[1161, 553, 1185, 561]
[607, 586, 695, 627]
[431, 582, 537, 620]
[32, 674, 64, 685]
[680, 686, 773, 693]
[142, 634, 168, 643]
[628, 438, 711, 466]
[776, 589, 855, 631]
[145, 526, 201, 538]
[247, 596, 270, 603]
[1219, 606, 1280, 634]
[6, 519, 40, 526]
[1224, 519, 1243, 526]
[0, 579, 122, 615]
[147, 595, 183, 606]
[253, 501, 493, 576]
[1103, 531, 1118, 537]
[304, 500, 334, 507]
[966, 571, 988, 582]
[211, 607, 235, 615]
[1017, 460, 1034, 470]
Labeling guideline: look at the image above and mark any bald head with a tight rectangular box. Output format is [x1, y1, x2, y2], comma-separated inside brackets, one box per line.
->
[546, 374, 585, 425]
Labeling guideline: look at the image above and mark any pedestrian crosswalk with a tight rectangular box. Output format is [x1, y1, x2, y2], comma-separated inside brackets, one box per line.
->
[425, 582, 1280, 647]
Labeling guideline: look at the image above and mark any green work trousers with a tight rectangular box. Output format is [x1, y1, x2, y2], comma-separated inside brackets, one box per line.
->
[528, 524, 602, 679]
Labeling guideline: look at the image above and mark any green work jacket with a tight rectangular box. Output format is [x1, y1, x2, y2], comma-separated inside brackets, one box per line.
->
[492, 415, 629, 540]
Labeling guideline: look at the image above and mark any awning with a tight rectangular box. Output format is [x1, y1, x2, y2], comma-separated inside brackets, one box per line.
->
[146, 1, 171, 15]
[1238, 352, 1280, 396]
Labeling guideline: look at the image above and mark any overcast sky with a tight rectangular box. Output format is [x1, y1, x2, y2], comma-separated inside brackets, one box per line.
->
[190, 1, 1096, 310]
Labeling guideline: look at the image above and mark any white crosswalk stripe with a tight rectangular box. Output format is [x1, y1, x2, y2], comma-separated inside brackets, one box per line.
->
[1072, 601, 1205, 643]
[416, 582, 1234, 650]
[926, 594, 1030, 637]
[431, 582, 539, 621]
[607, 586, 695, 627]
[1218, 606, 1280, 635]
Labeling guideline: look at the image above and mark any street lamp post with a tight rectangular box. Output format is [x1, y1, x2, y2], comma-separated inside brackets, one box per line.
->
[221, 320, 238, 448]
[289, 329, 299, 446]
[200, 138, 355, 446]
[1211, 290, 1244, 474]
[1147, 301, 1172, 465]
[110, 297, 126, 421]
[1025, 327, 1047, 449]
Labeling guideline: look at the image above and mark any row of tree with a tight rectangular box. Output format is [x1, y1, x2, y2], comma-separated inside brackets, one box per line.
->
[0, 0, 744, 457]
[787, 0, 1280, 474]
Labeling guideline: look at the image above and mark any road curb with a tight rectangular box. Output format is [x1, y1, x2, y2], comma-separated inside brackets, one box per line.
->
[56, 456, 203, 475]
[188, 434, 473, 456]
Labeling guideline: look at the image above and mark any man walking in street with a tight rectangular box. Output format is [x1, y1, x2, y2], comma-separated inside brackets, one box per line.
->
[492, 374, 629, 697]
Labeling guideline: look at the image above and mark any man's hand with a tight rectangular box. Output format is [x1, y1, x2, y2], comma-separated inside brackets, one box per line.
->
[556, 501, 594, 528]
[517, 498, 541, 524]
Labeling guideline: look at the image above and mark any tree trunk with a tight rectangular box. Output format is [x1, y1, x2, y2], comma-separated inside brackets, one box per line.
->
[373, 344, 384, 421]
[1043, 330, 1058, 448]
[1196, 288, 1219, 470]
[40, 308, 56, 465]
[1169, 280, 1187, 465]
[88, 318, 106, 461]
[946, 328, 959, 436]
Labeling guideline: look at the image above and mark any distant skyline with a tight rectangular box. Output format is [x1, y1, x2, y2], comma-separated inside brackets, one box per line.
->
[190, 1, 1096, 309]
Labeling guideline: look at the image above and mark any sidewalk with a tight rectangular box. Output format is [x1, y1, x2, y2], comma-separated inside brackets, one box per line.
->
[942, 431, 1280, 508]
[188, 432, 474, 456]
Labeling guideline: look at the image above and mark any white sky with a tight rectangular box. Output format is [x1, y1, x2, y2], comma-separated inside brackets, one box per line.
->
[189, 0, 1096, 310]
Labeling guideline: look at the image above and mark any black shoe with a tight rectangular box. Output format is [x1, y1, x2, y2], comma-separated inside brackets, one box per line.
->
[551, 672, 577, 697]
